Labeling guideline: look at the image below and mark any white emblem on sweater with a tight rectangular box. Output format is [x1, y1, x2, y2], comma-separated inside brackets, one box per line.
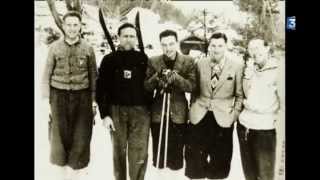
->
[124, 70, 132, 79]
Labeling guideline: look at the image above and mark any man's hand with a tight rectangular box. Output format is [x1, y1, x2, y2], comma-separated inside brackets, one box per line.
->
[158, 69, 176, 86]
[158, 78, 167, 89]
[102, 116, 116, 131]
[166, 70, 176, 85]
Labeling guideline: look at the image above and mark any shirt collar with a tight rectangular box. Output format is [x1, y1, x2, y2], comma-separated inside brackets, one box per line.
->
[255, 57, 278, 72]
[163, 52, 178, 62]
[210, 55, 226, 69]
[117, 45, 135, 52]
[64, 36, 81, 46]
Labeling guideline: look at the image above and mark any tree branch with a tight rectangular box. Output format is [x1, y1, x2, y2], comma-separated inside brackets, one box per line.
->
[65, 0, 81, 12]
[47, 0, 65, 34]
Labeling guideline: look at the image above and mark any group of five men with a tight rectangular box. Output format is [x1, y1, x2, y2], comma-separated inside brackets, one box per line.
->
[42, 11, 283, 180]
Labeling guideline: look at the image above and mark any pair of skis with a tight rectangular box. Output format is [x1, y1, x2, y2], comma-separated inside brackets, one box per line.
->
[98, 8, 144, 54]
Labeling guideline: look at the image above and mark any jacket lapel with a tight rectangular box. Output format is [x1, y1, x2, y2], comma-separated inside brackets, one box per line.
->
[156, 55, 167, 72]
[201, 57, 213, 93]
[212, 57, 233, 95]
[173, 53, 184, 72]
[159, 52, 184, 72]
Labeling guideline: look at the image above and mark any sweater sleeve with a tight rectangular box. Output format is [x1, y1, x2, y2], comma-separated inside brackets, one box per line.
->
[88, 46, 98, 102]
[144, 58, 159, 92]
[234, 62, 245, 112]
[172, 57, 197, 93]
[41, 44, 55, 100]
[276, 59, 285, 123]
[96, 55, 112, 119]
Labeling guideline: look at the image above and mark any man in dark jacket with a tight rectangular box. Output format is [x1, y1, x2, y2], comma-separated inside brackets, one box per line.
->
[42, 11, 97, 180]
[144, 29, 196, 178]
[96, 23, 151, 180]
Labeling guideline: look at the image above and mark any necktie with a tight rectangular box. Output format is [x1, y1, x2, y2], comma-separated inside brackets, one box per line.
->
[211, 62, 221, 90]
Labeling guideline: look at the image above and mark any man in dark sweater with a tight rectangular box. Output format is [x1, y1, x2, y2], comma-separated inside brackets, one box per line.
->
[96, 23, 151, 180]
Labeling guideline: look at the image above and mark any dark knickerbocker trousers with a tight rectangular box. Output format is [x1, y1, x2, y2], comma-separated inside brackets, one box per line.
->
[185, 112, 234, 179]
[109, 105, 150, 180]
[151, 119, 186, 170]
[49, 87, 93, 169]
[237, 122, 276, 180]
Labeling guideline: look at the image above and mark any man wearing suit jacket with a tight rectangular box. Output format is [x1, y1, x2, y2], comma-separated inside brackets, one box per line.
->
[185, 32, 244, 180]
[144, 30, 196, 178]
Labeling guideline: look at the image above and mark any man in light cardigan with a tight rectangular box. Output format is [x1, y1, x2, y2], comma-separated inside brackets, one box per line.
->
[237, 39, 285, 180]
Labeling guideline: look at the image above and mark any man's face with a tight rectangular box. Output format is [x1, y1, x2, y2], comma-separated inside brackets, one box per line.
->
[160, 36, 178, 60]
[63, 16, 81, 40]
[208, 38, 227, 61]
[118, 27, 137, 51]
[248, 40, 269, 65]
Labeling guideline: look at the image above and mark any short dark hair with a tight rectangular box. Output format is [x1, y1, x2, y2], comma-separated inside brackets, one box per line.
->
[159, 30, 178, 41]
[209, 32, 227, 43]
[63, 11, 82, 22]
[117, 23, 136, 36]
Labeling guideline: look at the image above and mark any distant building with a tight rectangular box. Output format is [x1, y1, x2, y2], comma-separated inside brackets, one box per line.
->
[180, 35, 207, 55]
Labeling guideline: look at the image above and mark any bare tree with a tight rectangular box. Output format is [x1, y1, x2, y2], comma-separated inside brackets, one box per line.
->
[233, 0, 280, 45]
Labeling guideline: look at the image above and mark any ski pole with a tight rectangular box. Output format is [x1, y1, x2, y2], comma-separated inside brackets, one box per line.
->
[156, 92, 167, 168]
[164, 92, 171, 168]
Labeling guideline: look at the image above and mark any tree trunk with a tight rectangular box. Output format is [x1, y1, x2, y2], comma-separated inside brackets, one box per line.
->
[265, 0, 276, 43]
[47, 0, 65, 34]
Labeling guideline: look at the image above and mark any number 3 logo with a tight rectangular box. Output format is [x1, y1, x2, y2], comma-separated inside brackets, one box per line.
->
[287, 16, 296, 30]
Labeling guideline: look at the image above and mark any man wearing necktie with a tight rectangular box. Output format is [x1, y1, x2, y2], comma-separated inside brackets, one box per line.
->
[186, 33, 244, 180]
[210, 59, 224, 90]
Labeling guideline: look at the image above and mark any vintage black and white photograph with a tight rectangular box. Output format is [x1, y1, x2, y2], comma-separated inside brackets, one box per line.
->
[35, 0, 285, 180]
